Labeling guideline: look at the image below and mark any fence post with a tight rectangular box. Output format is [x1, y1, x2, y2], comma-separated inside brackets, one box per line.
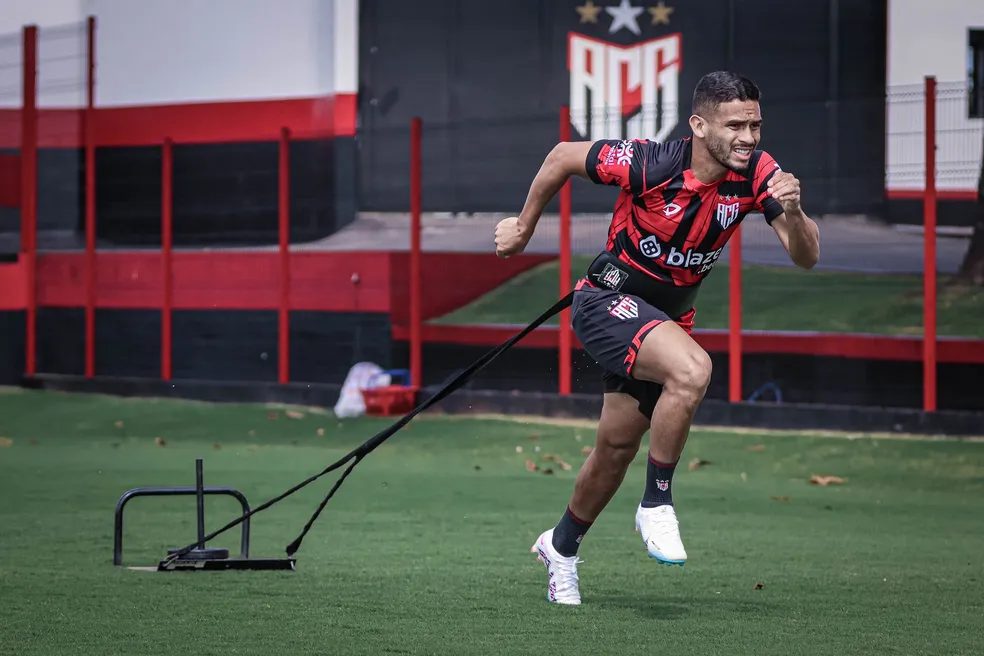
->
[161, 138, 173, 381]
[278, 127, 291, 384]
[410, 117, 423, 390]
[21, 25, 38, 377]
[558, 106, 573, 396]
[922, 76, 937, 412]
[84, 16, 96, 378]
[728, 226, 743, 403]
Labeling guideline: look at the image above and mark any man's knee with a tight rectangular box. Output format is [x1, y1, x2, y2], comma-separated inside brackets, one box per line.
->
[665, 350, 712, 400]
[593, 433, 642, 469]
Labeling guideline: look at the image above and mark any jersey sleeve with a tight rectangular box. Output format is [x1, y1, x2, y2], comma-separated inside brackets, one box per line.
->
[586, 139, 660, 195]
[586, 138, 686, 195]
[751, 151, 785, 223]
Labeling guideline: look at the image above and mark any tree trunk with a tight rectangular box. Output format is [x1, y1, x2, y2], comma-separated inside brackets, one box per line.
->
[956, 133, 984, 285]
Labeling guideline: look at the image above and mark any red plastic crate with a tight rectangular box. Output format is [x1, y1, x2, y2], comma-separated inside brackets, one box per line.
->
[361, 385, 418, 416]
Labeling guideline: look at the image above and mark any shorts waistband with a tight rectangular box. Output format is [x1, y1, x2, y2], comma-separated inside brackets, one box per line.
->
[583, 251, 699, 319]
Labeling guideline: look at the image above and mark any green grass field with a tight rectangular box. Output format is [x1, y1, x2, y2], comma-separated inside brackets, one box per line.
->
[434, 257, 984, 338]
[1, 388, 983, 655]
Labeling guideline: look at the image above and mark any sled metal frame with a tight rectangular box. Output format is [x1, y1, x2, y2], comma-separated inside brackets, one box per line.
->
[113, 458, 295, 571]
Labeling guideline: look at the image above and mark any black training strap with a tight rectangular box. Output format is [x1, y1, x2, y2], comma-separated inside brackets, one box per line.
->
[162, 292, 574, 564]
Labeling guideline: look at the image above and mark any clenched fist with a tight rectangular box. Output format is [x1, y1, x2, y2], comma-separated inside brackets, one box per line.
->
[767, 171, 801, 213]
[494, 216, 530, 258]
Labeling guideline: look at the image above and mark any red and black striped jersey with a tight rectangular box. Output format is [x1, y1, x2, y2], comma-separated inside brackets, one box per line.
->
[586, 137, 784, 288]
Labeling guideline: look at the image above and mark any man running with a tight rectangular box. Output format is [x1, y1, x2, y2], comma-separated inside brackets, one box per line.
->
[494, 71, 820, 605]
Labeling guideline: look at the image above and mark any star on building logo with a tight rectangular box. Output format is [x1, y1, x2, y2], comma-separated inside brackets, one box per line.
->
[573, 2, 676, 34]
[575, 0, 603, 23]
[648, 1, 674, 25]
[606, 0, 645, 35]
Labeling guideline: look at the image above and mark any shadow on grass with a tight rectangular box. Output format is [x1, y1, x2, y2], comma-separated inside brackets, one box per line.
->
[590, 593, 777, 619]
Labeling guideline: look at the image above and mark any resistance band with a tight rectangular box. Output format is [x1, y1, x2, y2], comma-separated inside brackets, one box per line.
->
[162, 292, 574, 565]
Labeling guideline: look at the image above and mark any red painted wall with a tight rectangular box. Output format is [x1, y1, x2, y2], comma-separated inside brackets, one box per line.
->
[0, 94, 357, 149]
[0, 261, 27, 310]
[6, 250, 982, 365]
[19, 250, 549, 317]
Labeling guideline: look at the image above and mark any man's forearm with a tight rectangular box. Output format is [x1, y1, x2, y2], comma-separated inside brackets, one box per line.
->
[517, 147, 577, 236]
[784, 208, 820, 268]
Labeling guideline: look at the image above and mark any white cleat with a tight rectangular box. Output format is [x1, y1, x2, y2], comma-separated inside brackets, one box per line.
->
[635, 504, 687, 565]
[531, 529, 582, 605]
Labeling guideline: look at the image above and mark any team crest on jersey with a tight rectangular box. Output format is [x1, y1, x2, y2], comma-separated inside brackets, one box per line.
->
[716, 195, 740, 229]
[608, 295, 639, 320]
[568, 32, 681, 141]
[593, 263, 628, 291]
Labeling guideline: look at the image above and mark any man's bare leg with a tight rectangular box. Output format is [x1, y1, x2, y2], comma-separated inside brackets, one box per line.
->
[568, 392, 651, 521]
[627, 320, 712, 564]
[530, 392, 651, 605]
[532, 320, 710, 599]
[632, 321, 712, 462]
[545, 392, 649, 558]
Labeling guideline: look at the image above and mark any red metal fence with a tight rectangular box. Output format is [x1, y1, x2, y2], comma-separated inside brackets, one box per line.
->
[3, 21, 981, 412]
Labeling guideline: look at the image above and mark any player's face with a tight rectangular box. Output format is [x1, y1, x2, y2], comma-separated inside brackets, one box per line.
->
[702, 100, 762, 173]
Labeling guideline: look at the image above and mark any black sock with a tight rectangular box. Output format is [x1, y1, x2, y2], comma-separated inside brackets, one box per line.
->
[551, 506, 592, 557]
[641, 454, 677, 508]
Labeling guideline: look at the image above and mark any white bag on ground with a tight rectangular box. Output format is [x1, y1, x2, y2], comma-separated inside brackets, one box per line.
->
[333, 362, 387, 418]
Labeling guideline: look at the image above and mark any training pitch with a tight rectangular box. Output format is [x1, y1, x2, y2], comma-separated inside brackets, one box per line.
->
[1, 388, 982, 655]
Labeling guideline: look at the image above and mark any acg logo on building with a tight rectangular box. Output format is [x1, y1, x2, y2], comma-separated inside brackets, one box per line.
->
[568, 1, 681, 142]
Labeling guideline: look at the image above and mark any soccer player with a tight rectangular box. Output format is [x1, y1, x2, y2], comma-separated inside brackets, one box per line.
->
[494, 71, 820, 605]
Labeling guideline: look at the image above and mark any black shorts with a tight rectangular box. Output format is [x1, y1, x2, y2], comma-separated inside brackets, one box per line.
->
[572, 279, 696, 420]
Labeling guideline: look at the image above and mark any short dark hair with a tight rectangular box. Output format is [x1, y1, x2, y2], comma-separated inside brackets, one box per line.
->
[692, 71, 761, 116]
